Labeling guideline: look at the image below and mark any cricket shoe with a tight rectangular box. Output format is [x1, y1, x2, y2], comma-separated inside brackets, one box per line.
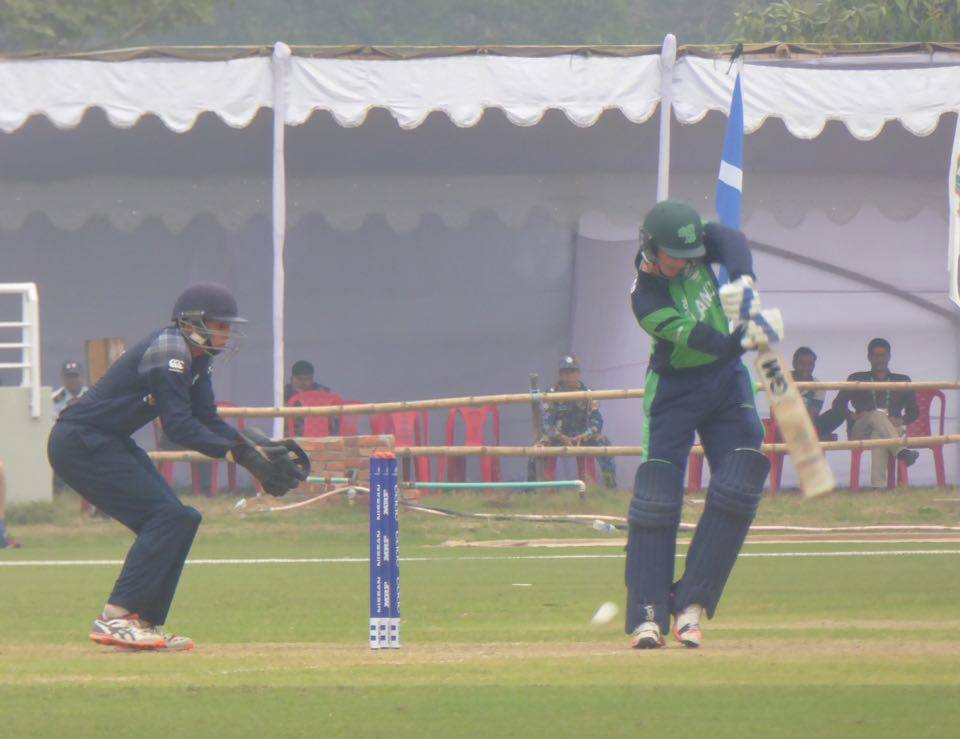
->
[145, 624, 195, 652]
[89, 613, 166, 650]
[673, 604, 703, 648]
[630, 621, 665, 649]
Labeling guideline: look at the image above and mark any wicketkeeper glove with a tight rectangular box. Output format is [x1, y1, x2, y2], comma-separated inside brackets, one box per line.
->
[739, 308, 784, 350]
[719, 275, 761, 323]
[228, 440, 310, 497]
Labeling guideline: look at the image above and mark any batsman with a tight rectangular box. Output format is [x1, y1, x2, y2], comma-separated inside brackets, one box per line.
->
[626, 201, 783, 649]
[48, 283, 309, 651]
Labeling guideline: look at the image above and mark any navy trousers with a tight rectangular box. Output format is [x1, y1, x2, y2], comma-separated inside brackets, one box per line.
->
[48, 421, 202, 625]
[643, 359, 764, 471]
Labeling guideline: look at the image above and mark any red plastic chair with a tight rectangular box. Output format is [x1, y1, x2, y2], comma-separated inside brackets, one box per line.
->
[542, 454, 596, 485]
[152, 418, 207, 496]
[210, 401, 246, 495]
[338, 400, 365, 436]
[687, 420, 782, 494]
[850, 390, 946, 490]
[762, 418, 785, 493]
[439, 406, 501, 483]
[370, 411, 431, 482]
[686, 438, 704, 494]
[286, 390, 344, 438]
[891, 389, 946, 489]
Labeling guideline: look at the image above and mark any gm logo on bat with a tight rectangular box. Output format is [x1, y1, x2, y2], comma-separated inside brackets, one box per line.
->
[759, 356, 788, 396]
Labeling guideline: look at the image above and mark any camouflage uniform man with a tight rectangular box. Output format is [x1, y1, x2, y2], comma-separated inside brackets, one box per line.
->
[540, 355, 617, 488]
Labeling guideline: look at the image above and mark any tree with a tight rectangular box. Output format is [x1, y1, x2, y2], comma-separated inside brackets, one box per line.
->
[734, 0, 960, 44]
[0, 0, 751, 51]
[0, 0, 218, 51]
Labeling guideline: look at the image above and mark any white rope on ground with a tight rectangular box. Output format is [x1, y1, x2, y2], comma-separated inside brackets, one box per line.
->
[2, 550, 960, 567]
[234, 485, 369, 514]
[403, 503, 960, 532]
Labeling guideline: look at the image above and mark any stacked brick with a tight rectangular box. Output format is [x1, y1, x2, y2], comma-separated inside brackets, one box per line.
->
[296, 435, 395, 493]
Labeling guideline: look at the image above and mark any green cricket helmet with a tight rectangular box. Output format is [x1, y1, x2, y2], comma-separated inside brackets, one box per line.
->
[639, 200, 706, 263]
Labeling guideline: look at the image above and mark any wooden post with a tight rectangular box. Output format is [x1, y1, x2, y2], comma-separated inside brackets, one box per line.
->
[528, 373, 544, 481]
[85, 338, 126, 386]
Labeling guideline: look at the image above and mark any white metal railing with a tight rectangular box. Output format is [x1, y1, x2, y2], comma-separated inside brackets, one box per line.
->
[0, 283, 41, 418]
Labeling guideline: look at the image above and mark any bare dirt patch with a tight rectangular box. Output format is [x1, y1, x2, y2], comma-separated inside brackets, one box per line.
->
[5, 637, 960, 678]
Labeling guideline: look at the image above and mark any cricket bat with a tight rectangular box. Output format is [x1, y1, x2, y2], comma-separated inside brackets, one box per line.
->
[754, 344, 835, 498]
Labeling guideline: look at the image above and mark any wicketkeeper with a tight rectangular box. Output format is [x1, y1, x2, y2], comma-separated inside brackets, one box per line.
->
[626, 200, 783, 649]
[48, 283, 309, 651]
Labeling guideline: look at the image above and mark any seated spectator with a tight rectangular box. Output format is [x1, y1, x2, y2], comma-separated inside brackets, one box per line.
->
[791, 347, 837, 440]
[538, 354, 617, 488]
[52, 360, 89, 420]
[283, 360, 331, 402]
[284, 360, 337, 436]
[792, 347, 825, 420]
[0, 461, 21, 549]
[826, 337, 919, 487]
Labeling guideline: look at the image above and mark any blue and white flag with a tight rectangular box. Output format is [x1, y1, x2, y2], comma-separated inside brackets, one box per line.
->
[715, 69, 744, 283]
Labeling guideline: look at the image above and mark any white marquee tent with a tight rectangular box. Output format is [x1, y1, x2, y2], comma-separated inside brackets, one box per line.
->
[2, 39, 958, 487]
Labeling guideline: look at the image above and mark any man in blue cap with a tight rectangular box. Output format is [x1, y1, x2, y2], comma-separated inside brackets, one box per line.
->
[540, 354, 617, 488]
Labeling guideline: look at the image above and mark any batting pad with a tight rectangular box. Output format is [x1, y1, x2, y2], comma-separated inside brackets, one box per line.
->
[673, 448, 770, 617]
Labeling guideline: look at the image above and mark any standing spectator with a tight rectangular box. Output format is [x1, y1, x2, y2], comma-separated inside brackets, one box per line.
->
[539, 355, 617, 488]
[828, 337, 919, 487]
[52, 360, 89, 420]
[0, 461, 22, 549]
[52, 361, 90, 494]
[284, 360, 337, 436]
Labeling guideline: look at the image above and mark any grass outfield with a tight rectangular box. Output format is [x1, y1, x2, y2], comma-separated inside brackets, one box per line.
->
[2, 487, 960, 737]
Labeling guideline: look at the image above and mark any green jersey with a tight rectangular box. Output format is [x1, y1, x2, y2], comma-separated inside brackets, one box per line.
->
[630, 222, 754, 373]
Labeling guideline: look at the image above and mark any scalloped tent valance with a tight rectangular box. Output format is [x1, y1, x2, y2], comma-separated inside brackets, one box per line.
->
[0, 174, 942, 235]
[2, 45, 959, 137]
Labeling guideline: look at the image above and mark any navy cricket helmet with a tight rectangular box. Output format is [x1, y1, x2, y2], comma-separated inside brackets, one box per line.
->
[172, 283, 247, 324]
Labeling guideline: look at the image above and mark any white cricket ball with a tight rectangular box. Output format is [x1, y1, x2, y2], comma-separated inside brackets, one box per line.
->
[590, 601, 619, 625]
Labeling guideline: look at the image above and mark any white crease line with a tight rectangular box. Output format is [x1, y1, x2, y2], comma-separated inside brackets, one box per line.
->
[1, 550, 959, 567]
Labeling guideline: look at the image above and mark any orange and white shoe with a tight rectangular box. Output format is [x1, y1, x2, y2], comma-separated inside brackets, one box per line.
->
[673, 604, 703, 648]
[90, 613, 165, 650]
[147, 625, 195, 652]
[630, 621, 665, 649]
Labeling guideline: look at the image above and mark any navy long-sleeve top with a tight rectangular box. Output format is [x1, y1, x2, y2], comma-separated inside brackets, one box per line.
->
[60, 326, 241, 458]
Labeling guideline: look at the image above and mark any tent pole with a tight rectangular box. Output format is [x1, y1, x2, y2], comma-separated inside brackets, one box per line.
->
[948, 111, 960, 307]
[271, 42, 292, 438]
[656, 34, 677, 203]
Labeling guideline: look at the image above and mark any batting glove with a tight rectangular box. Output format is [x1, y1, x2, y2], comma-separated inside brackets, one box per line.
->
[740, 308, 784, 350]
[719, 275, 761, 323]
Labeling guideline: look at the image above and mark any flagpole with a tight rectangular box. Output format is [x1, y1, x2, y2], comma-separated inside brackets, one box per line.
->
[948, 113, 960, 308]
[656, 34, 677, 203]
[715, 48, 745, 284]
